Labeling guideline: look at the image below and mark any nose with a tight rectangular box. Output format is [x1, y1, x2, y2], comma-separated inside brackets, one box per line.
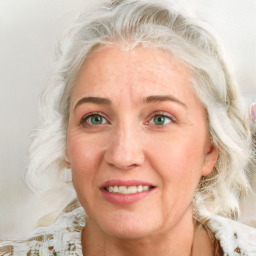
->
[104, 126, 145, 170]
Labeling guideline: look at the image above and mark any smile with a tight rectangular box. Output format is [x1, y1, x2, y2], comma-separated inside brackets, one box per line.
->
[101, 180, 156, 205]
[104, 185, 152, 194]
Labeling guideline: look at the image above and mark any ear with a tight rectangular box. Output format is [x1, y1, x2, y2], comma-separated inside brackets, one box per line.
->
[202, 144, 219, 176]
[64, 150, 71, 168]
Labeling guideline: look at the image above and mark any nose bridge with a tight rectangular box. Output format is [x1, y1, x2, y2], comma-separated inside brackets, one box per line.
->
[104, 119, 144, 169]
[117, 123, 138, 152]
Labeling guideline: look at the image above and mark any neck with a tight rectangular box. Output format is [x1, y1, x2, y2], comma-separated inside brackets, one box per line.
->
[82, 205, 200, 256]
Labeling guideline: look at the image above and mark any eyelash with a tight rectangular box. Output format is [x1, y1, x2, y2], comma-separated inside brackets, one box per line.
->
[80, 111, 176, 127]
[146, 111, 176, 127]
[80, 112, 108, 127]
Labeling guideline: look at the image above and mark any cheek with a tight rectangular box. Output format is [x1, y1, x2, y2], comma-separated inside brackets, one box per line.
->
[146, 130, 205, 184]
[66, 132, 104, 213]
[66, 132, 102, 183]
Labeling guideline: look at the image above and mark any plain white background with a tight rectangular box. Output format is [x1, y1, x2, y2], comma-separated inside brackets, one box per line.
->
[0, 0, 255, 236]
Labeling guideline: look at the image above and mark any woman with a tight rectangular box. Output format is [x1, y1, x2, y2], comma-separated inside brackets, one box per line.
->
[0, 0, 255, 255]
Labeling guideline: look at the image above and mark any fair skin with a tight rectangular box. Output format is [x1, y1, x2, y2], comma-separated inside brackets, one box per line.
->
[66, 46, 219, 256]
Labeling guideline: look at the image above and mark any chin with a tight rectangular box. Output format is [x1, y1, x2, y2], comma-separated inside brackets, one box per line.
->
[98, 211, 158, 239]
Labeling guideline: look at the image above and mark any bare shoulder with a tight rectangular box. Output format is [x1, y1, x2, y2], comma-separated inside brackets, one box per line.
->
[0, 204, 85, 256]
[207, 215, 256, 256]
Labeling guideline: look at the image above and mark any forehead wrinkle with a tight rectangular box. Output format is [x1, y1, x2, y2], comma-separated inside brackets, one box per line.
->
[72, 46, 193, 110]
[119, 48, 138, 108]
[125, 47, 191, 107]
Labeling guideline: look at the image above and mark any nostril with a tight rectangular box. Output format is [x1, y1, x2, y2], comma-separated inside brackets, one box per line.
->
[108, 162, 139, 170]
[104, 139, 145, 169]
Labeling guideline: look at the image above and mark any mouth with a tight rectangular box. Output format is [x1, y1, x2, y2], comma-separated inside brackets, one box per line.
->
[100, 179, 156, 206]
[104, 185, 155, 194]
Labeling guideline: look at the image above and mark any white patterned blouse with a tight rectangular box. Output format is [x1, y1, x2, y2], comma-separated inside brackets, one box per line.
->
[0, 200, 256, 256]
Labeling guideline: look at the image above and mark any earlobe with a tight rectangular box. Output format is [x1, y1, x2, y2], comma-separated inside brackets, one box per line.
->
[62, 150, 72, 181]
[202, 145, 219, 176]
[64, 150, 71, 169]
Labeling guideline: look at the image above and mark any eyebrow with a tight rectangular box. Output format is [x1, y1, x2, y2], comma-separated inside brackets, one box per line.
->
[74, 95, 187, 109]
[74, 97, 111, 109]
[145, 95, 187, 108]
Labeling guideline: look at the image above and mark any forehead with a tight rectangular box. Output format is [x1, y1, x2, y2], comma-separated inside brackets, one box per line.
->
[70, 45, 194, 107]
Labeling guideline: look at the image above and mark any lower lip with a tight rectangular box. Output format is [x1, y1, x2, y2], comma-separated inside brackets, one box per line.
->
[101, 188, 155, 206]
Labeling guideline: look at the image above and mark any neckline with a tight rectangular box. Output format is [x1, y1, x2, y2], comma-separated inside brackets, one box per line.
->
[191, 220, 222, 256]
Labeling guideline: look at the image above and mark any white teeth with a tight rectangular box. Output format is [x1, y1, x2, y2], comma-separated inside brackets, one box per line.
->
[105, 185, 151, 194]
[127, 186, 137, 194]
[119, 186, 127, 194]
[143, 185, 149, 191]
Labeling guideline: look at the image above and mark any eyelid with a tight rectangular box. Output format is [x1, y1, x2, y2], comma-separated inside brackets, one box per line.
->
[80, 111, 109, 125]
[148, 111, 176, 122]
[79, 111, 176, 127]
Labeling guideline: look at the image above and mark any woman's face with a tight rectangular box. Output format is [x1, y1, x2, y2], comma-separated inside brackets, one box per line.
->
[66, 46, 218, 238]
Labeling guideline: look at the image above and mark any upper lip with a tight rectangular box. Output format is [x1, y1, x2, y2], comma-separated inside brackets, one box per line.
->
[100, 179, 155, 188]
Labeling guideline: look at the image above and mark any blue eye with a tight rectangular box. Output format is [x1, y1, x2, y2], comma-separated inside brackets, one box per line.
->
[83, 114, 107, 125]
[150, 115, 172, 126]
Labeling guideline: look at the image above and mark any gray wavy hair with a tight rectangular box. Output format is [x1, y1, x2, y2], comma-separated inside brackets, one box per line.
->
[26, 0, 254, 222]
